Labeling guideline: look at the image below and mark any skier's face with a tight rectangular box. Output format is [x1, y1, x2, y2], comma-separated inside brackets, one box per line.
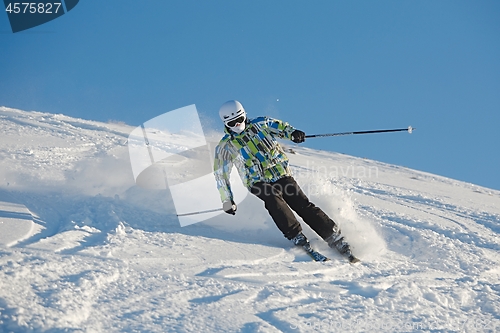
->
[226, 115, 246, 133]
[230, 121, 246, 133]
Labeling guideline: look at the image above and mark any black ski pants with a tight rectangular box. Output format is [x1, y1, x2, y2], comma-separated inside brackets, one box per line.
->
[250, 176, 337, 240]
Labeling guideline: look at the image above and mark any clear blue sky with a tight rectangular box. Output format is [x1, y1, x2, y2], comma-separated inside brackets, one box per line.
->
[1, 1, 499, 190]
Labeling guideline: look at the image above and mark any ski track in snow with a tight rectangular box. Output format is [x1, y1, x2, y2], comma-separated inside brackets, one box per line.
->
[0, 106, 499, 332]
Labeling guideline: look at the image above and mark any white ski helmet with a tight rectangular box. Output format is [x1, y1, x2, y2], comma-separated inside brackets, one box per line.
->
[219, 100, 247, 133]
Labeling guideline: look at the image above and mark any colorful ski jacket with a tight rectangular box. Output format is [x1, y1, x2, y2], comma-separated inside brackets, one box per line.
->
[213, 116, 296, 203]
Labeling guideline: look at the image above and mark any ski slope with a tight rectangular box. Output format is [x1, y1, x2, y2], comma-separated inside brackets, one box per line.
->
[0, 106, 499, 332]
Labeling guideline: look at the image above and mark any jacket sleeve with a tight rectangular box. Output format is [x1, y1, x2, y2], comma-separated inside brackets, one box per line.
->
[213, 143, 234, 203]
[264, 117, 296, 140]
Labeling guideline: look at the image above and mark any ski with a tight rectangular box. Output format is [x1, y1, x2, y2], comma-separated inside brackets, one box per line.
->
[302, 243, 330, 262]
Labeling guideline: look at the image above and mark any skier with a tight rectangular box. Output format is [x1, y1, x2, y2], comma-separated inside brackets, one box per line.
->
[213, 100, 358, 262]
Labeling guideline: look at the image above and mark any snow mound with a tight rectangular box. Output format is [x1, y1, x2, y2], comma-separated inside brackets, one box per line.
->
[0, 201, 39, 247]
[1, 106, 499, 332]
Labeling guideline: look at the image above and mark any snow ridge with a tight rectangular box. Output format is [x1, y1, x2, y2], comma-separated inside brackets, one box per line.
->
[0, 107, 499, 332]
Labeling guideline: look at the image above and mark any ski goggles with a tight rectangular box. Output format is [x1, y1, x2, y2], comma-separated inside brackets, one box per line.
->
[226, 115, 245, 127]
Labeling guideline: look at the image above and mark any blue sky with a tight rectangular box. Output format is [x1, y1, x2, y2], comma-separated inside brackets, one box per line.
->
[1, 1, 499, 190]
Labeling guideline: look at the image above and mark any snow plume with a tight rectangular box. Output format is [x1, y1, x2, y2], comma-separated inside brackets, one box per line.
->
[294, 170, 386, 260]
[64, 147, 135, 197]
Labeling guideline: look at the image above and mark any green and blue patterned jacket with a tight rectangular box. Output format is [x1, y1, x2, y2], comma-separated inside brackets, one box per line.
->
[213, 117, 296, 203]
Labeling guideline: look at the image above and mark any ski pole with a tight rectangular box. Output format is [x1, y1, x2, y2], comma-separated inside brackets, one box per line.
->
[176, 208, 223, 217]
[305, 126, 414, 138]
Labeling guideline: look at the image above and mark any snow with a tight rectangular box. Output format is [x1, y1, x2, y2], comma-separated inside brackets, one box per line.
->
[0, 201, 37, 247]
[0, 106, 499, 332]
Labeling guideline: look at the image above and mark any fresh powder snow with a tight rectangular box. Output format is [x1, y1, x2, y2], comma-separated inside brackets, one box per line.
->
[0, 106, 499, 332]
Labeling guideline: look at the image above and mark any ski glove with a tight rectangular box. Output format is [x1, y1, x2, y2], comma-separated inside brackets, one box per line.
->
[223, 200, 237, 215]
[291, 130, 306, 143]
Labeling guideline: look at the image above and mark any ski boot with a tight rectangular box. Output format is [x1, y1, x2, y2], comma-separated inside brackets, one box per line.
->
[291, 232, 308, 246]
[325, 233, 360, 264]
[290, 232, 329, 262]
